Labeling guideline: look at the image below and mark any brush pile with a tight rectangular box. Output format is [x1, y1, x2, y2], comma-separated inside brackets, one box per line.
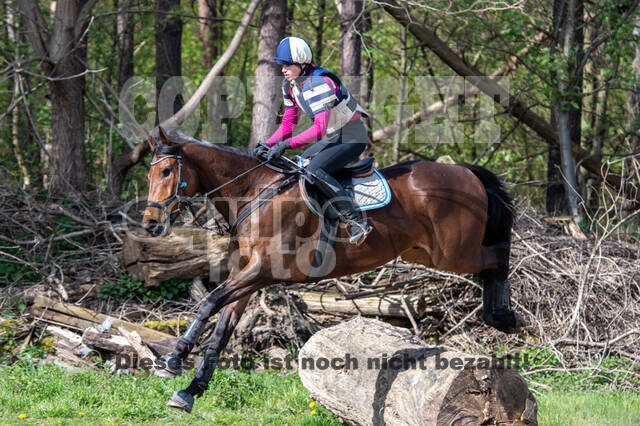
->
[0, 185, 639, 387]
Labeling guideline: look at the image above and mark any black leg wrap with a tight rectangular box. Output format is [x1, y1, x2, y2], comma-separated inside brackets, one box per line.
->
[482, 278, 517, 333]
[162, 319, 207, 375]
[185, 353, 219, 398]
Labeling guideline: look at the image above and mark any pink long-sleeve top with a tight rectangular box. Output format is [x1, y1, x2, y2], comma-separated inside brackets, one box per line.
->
[266, 76, 360, 150]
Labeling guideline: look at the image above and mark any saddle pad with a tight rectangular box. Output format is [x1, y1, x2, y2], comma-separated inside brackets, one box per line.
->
[297, 157, 392, 217]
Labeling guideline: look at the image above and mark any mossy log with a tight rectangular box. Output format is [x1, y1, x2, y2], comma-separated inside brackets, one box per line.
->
[298, 317, 537, 426]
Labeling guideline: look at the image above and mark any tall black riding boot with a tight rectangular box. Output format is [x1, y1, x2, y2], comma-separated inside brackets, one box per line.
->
[309, 168, 372, 245]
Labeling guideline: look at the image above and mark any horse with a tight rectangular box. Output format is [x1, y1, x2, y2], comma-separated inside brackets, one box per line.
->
[141, 128, 518, 413]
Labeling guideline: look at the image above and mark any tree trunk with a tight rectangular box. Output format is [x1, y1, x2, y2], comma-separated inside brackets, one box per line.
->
[553, 0, 584, 223]
[197, 0, 224, 68]
[625, 17, 640, 206]
[5, 2, 30, 189]
[315, 0, 327, 64]
[50, 0, 90, 193]
[117, 0, 135, 91]
[339, 0, 363, 97]
[249, 0, 287, 147]
[17, 0, 94, 194]
[155, 0, 183, 117]
[393, 26, 408, 163]
[299, 317, 538, 426]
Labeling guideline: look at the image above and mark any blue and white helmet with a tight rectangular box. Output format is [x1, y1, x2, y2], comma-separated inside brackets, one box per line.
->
[274, 36, 313, 65]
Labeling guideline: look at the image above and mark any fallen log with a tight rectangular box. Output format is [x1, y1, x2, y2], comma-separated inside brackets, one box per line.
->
[31, 296, 173, 342]
[122, 227, 229, 286]
[298, 317, 537, 426]
[292, 291, 430, 318]
[82, 326, 136, 358]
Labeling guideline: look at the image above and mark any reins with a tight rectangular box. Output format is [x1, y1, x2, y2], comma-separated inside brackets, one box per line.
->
[146, 143, 300, 235]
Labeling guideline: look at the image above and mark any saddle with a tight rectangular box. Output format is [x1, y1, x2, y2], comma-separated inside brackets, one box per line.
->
[296, 156, 391, 218]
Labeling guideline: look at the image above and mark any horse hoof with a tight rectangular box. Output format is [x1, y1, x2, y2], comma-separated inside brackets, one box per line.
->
[514, 312, 529, 330]
[167, 390, 194, 413]
[157, 354, 182, 377]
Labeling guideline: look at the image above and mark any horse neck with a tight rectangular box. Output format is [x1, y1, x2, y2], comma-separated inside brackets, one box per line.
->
[184, 143, 279, 222]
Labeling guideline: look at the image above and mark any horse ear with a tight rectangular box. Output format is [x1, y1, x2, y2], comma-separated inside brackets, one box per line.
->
[158, 126, 173, 146]
[148, 136, 157, 152]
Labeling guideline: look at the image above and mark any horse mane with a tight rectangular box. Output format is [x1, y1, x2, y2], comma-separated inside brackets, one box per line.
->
[172, 131, 256, 160]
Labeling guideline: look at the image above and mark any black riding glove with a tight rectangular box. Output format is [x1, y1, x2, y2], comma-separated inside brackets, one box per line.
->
[253, 142, 269, 160]
[266, 140, 290, 161]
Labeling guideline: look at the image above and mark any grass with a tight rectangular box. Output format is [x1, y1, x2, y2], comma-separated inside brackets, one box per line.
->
[0, 362, 340, 425]
[536, 390, 640, 426]
[1, 359, 639, 424]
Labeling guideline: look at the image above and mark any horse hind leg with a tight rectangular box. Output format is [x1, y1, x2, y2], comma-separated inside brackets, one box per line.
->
[479, 243, 521, 333]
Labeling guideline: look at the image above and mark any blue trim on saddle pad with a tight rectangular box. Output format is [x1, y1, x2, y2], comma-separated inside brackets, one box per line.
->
[297, 156, 392, 217]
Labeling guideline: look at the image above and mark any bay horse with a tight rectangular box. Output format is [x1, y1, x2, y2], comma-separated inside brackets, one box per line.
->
[142, 128, 518, 413]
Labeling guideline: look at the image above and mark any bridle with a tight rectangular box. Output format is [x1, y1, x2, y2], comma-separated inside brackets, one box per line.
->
[145, 141, 280, 234]
[145, 144, 191, 223]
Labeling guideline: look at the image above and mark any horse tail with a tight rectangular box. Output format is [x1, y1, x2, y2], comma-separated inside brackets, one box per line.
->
[460, 163, 513, 247]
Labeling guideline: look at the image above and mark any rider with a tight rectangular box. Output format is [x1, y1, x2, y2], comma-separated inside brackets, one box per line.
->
[258, 36, 372, 245]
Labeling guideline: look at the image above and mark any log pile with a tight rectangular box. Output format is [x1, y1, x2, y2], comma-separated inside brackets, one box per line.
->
[298, 317, 538, 426]
[122, 228, 230, 286]
[28, 296, 198, 373]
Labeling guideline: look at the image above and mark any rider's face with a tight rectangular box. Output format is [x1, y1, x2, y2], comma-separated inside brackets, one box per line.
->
[282, 64, 301, 81]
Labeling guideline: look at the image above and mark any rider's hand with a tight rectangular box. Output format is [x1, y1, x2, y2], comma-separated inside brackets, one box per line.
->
[253, 142, 269, 160]
[266, 140, 290, 161]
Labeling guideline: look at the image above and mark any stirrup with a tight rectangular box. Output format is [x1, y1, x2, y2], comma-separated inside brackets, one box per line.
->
[347, 220, 372, 245]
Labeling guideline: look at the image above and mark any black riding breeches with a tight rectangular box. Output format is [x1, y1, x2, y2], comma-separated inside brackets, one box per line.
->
[301, 120, 367, 174]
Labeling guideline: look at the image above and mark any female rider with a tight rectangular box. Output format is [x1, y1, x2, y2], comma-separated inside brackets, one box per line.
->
[258, 36, 372, 245]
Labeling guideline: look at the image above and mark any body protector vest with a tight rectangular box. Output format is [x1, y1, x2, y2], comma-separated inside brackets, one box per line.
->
[282, 66, 368, 135]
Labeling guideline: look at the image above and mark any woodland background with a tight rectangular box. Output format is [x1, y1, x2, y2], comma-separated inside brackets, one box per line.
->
[0, 0, 638, 232]
[1, 1, 640, 422]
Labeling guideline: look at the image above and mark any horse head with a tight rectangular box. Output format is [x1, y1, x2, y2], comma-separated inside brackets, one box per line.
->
[142, 127, 200, 236]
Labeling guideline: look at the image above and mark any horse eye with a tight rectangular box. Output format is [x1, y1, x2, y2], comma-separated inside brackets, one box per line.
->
[162, 168, 171, 177]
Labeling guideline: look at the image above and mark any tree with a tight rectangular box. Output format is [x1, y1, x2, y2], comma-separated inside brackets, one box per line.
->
[338, 0, 363, 98]
[249, 0, 287, 147]
[155, 0, 183, 117]
[625, 15, 640, 207]
[16, 0, 97, 194]
[197, 0, 224, 68]
[116, 0, 135, 91]
[5, 1, 30, 188]
[548, 0, 584, 221]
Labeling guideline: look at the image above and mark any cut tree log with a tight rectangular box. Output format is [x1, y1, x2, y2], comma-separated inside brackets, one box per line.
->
[31, 296, 173, 342]
[292, 291, 430, 318]
[298, 317, 537, 426]
[82, 326, 136, 358]
[122, 227, 229, 286]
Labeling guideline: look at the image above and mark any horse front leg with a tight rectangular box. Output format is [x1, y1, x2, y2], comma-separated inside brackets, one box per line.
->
[164, 252, 269, 413]
[167, 294, 251, 412]
[158, 250, 265, 376]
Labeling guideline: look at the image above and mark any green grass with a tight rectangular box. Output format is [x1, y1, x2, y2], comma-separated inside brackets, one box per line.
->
[536, 390, 640, 426]
[1, 361, 639, 425]
[0, 362, 340, 425]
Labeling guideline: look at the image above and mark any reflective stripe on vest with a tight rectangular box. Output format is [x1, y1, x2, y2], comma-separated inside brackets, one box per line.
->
[282, 66, 367, 134]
